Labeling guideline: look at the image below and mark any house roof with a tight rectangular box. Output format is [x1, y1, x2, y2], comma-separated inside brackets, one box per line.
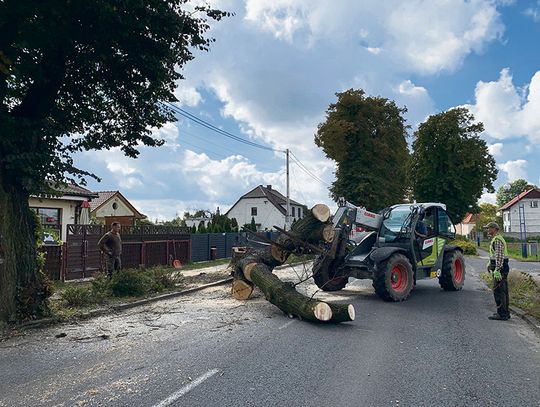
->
[499, 188, 540, 211]
[226, 185, 304, 216]
[461, 213, 479, 224]
[89, 191, 146, 219]
[34, 181, 98, 199]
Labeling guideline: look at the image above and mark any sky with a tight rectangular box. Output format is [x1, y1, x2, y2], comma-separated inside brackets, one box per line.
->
[76, 0, 540, 222]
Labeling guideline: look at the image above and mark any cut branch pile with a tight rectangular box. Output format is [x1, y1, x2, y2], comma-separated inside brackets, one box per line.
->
[230, 204, 355, 323]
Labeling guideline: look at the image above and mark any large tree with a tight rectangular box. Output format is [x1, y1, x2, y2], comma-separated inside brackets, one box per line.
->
[315, 89, 409, 210]
[409, 108, 497, 222]
[0, 1, 230, 321]
[495, 179, 537, 207]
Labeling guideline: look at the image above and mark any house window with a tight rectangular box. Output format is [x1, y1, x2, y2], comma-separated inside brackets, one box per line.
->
[251, 207, 257, 216]
[31, 207, 62, 235]
[531, 201, 538, 208]
[292, 207, 295, 217]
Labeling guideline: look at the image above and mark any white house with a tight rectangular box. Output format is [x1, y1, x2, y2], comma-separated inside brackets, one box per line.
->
[455, 213, 479, 238]
[500, 188, 540, 235]
[29, 183, 97, 240]
[226, 185, 306, 231]
[89, 191, 146, 226]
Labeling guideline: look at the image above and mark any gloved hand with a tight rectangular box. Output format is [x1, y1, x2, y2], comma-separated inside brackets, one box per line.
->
[493, 270, 502, 281]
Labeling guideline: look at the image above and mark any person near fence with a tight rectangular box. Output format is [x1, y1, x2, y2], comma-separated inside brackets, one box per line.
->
[98, 222, 122, 278]
[485, 221, 510, 321]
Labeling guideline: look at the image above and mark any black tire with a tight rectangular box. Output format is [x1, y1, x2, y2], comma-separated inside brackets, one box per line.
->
[312, 255, 348, 291]
[373, 253, 414, 302]
[439, 250, 465, 291]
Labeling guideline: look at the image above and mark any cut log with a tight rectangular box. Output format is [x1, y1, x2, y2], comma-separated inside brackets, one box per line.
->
[230, 203, 355, 324]
[231, 279, 254, 300]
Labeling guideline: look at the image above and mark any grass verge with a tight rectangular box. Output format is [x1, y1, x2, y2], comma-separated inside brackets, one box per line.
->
[480, 242, 540, 262]
[480, 270, 540, 320]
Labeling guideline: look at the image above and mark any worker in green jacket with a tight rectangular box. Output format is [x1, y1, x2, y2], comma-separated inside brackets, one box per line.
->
[485, 222, 510, 321]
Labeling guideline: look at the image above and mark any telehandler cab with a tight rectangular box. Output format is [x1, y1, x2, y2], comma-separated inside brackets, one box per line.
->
[312, 199, 465, 301]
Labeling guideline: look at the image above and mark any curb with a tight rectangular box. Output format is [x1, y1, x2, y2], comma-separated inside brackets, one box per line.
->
[509, 305, 540, 337]
[13, 277, 234, 331]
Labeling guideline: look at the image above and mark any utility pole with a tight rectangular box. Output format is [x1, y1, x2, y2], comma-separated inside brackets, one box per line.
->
[286, 148, 290, 230]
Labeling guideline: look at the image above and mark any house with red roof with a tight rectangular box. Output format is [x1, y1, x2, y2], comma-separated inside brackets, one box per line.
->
[89, 191, 146, 226]
[499, 188, 540, 234]
[226, 185, 306, 231]
[455, 212, 479, 238]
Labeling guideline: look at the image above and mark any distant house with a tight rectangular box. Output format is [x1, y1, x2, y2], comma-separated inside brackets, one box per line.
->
[226, 185, 306, 231]
[89, 191, 146, 226]
[455, 213, 479, 238]
[500, 188, 540, 234]
[29, 183, 98, 240]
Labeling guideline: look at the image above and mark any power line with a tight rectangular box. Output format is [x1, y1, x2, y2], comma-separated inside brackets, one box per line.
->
[289, 151, 331, 187]
[164, 102, 285, 153]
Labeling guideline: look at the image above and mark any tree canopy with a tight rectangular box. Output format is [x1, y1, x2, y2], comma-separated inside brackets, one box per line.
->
[0, 0, 230, 321]
[409, 108, 497, 222]
[315, 89, 409, 211]
[495, 179, 537, 207]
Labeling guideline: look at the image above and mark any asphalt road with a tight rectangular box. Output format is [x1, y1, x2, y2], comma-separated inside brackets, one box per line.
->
[1, 256, 539, 407]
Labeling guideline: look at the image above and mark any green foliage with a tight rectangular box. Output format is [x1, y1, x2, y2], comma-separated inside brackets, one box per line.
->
[450, 239, 477, 255]
[110, 269, 153, 297]
[475, 203, 502, 232]
[409, 108, 497, 222]
[197, 221, 207, 234]
[91, 273, 112, 303]
[191, 225, 197, 234]
[315, 88, 409, 210]
[250, 217, 257, 232]
[61, 285, 93, 307]
[0, 0, 230, 322]
[495, 179, 537, 207]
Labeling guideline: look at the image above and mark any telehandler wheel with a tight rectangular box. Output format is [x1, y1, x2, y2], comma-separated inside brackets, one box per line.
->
[439, 250, 465, 291]
[373, 253, 414, 301]
[312, 256, 348, 292]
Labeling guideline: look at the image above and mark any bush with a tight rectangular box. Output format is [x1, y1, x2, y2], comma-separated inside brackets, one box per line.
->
[149, 268, 180, 291]
[451, 239, 477, 255]
[61, 285, 93, 307]
[91, 272, 112, 303]
[110, 269, 153, 297]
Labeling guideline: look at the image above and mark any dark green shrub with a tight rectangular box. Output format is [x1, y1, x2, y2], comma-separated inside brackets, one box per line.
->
[110, 269, 153, 297]
[61, 285, 93, 307]
[91, 273, 112, 303]
[149, 268, 179, 291]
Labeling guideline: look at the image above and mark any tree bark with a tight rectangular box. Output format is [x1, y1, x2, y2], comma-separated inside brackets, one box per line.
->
[231, 204, 354, 323]
[0, 180, 49, 321]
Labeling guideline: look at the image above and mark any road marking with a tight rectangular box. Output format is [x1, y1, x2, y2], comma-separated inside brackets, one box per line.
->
[278, 320, 296, 330]
[152, 368, 219, 407]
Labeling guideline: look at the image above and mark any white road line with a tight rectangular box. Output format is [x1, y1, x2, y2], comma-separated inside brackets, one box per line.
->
[152, 368, 219, 407]
[278, 320, 296, 330]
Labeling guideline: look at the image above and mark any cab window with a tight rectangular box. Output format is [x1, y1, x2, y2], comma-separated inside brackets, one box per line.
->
[437, 208, 455, 238]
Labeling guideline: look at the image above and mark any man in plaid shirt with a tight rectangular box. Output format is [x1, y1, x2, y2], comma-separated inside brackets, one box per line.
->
[485, 222, 510, 321]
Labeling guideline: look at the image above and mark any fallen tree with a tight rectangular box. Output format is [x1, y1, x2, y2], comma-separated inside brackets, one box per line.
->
[230, 204, 355, 323]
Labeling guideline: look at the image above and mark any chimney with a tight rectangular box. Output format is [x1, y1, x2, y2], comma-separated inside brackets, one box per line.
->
[267, 185, 272, 190]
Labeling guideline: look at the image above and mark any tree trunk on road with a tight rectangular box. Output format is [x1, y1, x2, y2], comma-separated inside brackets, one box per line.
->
[231, 204, 354, 323]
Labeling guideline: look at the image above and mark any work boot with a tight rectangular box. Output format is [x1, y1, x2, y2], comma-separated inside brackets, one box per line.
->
[488, 314, 510, 321]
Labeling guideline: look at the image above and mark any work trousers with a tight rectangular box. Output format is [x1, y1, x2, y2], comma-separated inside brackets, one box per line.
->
[490, 259, 510, 319]
[106, 255, 122, 277]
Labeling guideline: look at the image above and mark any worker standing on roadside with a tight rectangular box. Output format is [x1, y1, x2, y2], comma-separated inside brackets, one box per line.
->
[98, 222, 122, 278]
[485, 222, 510, 321]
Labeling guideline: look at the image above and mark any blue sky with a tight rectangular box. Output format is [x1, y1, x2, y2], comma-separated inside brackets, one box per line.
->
[77, 0, 540, 221]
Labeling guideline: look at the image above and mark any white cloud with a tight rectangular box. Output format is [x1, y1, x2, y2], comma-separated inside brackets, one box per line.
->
[397, 80, 428, 97]
[464, 69, 540, 143]
[479, 191, 496, 204]
[131, 199, 228, 222]
[488, 142, 504, 156]
[151, 121, 180, 150]
[243, 0, 504, 73]
[499, 159, 528, 181]
[524, 5, 540, 22]
[174, 86, 203, 107]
